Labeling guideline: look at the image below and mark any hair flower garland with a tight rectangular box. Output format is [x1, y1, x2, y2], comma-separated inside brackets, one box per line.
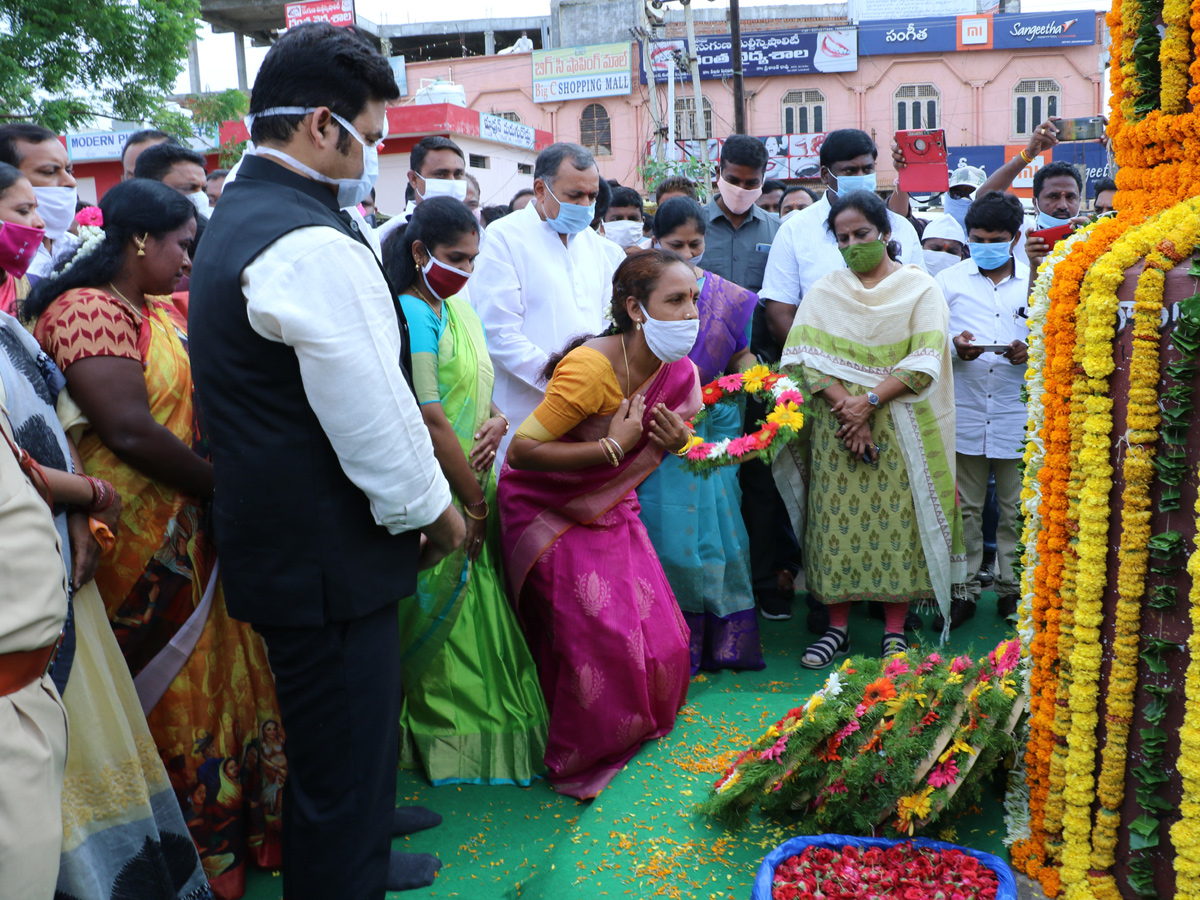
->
[57, 206, 107, 277]
[682, 364, 804, 477]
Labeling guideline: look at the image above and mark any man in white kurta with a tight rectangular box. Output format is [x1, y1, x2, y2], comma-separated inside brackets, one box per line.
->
[471, 143, 618, 462]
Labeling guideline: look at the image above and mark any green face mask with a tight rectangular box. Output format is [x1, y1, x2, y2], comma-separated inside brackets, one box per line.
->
[840, 238, 886, 273]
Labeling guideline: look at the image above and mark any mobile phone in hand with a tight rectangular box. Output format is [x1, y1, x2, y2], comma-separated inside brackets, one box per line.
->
[1055, 117, 1105, 141]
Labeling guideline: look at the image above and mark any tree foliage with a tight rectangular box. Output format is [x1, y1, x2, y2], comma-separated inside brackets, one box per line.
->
[0, 0, 201, 132]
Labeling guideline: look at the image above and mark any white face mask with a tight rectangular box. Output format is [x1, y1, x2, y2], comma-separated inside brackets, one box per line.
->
[415, 175, 467, 203]
[247, 107, 382, 209]
[188, 190, 211, 218]
[605, 219, 644, 249]
[639, 302, 699, 362]
[33, 186, 78, 241]
[922, 248, 961, 277]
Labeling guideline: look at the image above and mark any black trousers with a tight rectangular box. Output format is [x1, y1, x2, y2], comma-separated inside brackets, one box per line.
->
[254, 602, 402, 900]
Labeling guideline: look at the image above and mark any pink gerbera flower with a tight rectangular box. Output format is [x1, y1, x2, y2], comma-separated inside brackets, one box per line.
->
[927, 758, 960, 788]
[75, 206, 103, 227]
[686, 442, 715, 461]
[717, 373, 744, 391]
[726, 435, 758, 457]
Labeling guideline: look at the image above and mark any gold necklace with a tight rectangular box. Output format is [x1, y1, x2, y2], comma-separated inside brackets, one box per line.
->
[621, 333, 632, 396]
[410, 275, 442, 315]
[106, 282, 146, 321]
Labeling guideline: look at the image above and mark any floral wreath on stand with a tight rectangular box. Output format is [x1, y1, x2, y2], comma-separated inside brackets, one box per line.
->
[679, 364, 805, 478]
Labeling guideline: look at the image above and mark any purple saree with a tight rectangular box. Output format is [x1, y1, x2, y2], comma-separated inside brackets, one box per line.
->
[498, 354, 701, 799]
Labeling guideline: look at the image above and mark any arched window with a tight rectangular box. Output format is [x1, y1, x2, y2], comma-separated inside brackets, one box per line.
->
[1013, 79, 1062, 137]
[580, 103, 612, 156]
[673, 96, 713, 141]
[894, 83, 940, 132]
[781, 89, 826, 135]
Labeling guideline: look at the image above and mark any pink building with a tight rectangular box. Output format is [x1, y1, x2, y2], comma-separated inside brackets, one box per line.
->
[396, 11, 1107, 207]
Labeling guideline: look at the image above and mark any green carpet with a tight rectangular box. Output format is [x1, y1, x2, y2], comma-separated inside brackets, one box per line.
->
[243, 596, 1016, 899]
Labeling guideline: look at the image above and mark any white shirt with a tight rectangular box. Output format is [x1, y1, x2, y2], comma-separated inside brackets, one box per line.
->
[471, 202, 619, 458]
[27, 233, 81, 280]
[242, 224, 452, 533]
[936, 257, 1031, 459]
[760, 193, 926, 306]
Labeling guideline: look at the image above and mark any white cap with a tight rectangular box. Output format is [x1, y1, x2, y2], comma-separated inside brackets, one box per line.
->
[922, 214, 967, 245]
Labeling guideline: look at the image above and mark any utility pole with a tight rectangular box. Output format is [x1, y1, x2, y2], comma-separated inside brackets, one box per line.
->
[682, 0, 706, 141]
[729, 0, 746, 134]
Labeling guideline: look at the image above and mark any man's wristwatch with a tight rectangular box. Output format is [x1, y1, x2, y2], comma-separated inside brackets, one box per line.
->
[866, 392, 880, 407]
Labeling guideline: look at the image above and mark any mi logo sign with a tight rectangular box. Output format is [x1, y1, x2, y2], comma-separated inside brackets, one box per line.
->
[956, 15, 994, 50]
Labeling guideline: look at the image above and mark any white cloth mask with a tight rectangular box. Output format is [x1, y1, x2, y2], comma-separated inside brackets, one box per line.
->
[33, 186, 77, 241]
[717, 177, 762, 215]
[188, 190, 211, 218]
[639, 303, 699, 362]
[604, 220, 644, 249]
[922, 249, 962, 277]
[415, 175, 467, 203]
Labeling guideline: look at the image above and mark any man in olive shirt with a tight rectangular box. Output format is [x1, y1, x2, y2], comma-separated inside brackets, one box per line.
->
[700, 136, 799, 622]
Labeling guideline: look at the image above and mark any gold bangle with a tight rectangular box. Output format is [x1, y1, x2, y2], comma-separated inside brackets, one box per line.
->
[1019, 148, 1033, 165]
[599, 437, 621, 467]
[464, 502, 488, 520]
[497, 412, 510, 434]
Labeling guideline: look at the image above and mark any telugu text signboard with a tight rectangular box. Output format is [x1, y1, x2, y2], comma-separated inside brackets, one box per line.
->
[532, 43, 632, 103]
[285, 0, 354, 29]
[480, 113, 536, 150]
[859, 17, 960, 56]
[642, 29, 857, 83]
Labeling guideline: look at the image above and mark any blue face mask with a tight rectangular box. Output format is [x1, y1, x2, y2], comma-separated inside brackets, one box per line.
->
[969, 241, 1013, 271]
[544, 182, 596, 235]
[944, 194, 972, 231]
[832, 171, 878, 196]
[1034, 204, 1068, 230]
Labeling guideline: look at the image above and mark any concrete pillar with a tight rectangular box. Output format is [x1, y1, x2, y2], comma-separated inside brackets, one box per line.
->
[234, 31, 248, 91]
[541, 24, 551, 50]
[485, 30, 496, 55]
[187, 39, 202, 94]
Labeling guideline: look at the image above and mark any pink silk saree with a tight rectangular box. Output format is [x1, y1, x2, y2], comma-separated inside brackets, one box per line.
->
[498, 354, 701, 799]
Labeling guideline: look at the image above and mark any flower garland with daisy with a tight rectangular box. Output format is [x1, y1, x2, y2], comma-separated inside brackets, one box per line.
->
[681, 364, 805, 477]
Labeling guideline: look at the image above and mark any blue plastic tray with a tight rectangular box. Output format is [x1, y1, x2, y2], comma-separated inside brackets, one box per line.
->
[752, 833, 1017, 900]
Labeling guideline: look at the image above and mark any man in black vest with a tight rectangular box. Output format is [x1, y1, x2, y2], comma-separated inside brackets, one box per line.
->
[188, 23, 464, 900]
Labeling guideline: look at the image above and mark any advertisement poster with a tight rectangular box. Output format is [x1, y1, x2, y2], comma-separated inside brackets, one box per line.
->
[285, 0, 354, 29]
[643, 29, 857, 83]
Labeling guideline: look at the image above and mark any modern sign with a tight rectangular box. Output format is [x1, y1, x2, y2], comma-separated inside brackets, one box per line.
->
[532, 42, 633, 103]
[285, 0, 354, 29]
[479, 113, 536, 150]
[643, 29, 857, 83]
[66, 130, 135, 162]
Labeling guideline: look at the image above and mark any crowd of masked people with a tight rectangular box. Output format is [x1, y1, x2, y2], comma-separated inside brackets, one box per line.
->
[0, 21, 1108, 900]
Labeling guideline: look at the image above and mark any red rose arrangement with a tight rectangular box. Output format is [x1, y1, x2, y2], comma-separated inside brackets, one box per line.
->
[772, 843, 999, 900]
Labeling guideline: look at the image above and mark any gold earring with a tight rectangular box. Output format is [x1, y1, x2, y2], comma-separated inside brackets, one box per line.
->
[133, 234, 146, 257]
[636, 321, 642, 330]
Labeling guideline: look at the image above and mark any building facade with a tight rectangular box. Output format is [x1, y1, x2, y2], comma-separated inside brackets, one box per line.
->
[394, 7, 1107, 207]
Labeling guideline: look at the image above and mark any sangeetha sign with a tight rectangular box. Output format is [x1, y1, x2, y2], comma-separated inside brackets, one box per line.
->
[532, 43, 633, 103]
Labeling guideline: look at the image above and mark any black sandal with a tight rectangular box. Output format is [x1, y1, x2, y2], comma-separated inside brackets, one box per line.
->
[801, 627, 849, 669]
[882, 632, 908, 658]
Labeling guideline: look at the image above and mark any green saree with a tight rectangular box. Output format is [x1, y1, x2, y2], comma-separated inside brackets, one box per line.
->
[397, 292, 548, 785]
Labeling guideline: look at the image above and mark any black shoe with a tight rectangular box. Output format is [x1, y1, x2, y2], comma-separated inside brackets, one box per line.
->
[978, 550, 996, 586]
[758, 589, 793, 620]
[805, 596, 829, 634]
[904, 610, 922, 632]
[932, 598, 977, 632]
[997, 594, 1019, 620]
